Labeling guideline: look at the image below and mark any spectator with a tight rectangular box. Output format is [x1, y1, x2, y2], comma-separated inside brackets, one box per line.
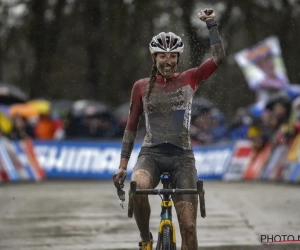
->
[209, 108, 227, 142]
[34, 113, 56, 140]
[9, 115, 34, 140]
[290, 96, 300, 135]
[226, 107, 250, 141]
[191, 111, 214, 145]
[81, 113, 120, 139]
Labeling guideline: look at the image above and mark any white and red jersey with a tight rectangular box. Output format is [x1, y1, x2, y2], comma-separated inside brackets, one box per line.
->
[126, 58, 218, 150]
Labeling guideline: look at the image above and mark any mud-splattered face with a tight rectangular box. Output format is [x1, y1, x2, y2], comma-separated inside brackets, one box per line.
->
[155, 52, 178, 78]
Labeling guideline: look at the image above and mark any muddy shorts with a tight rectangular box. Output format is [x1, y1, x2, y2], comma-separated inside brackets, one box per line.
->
[132, 143, 198, 203]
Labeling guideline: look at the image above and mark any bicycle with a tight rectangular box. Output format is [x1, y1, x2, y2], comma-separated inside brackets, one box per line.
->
[127, 172, 206, 250]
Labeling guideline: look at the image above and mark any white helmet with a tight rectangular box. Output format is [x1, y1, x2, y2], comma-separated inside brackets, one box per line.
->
[149, 32, 184, 55]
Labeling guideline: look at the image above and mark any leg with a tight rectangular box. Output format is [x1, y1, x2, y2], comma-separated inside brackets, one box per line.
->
[131, 154, 160, 242]
[171, 154, 198, 250]
[174, 200, 198, 250]
[131, 169, 153, 241]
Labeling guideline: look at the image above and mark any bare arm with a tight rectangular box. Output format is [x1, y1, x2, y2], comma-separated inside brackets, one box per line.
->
[113, 81, 143, 189]
[120, 82, 143, 165]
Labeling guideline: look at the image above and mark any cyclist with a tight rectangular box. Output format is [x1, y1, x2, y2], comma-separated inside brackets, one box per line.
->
[113, 9, 225, 250]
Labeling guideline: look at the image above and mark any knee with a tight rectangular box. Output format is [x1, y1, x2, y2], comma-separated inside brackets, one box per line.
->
[131, 169, 153, 189]
[180, 220, 196, 234]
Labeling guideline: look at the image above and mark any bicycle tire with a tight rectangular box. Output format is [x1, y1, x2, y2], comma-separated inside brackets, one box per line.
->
[161, 225, 172, 250]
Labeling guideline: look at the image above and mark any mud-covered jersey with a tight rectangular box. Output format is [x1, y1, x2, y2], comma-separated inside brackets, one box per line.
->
[126, 58, 218, 150]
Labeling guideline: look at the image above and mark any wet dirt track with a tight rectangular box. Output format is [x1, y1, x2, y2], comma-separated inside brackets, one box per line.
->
[1, 180, 300, 250]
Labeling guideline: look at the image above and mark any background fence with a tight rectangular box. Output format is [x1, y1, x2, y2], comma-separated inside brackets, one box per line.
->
[1, 137, 300, 183]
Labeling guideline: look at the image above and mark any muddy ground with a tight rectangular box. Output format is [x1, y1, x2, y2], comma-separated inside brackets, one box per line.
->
[1, 180, 300, 250]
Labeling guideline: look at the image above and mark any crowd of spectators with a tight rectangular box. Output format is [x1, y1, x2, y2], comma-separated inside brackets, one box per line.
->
[1, 91, 300, 154]
[191, 91, 300, 154]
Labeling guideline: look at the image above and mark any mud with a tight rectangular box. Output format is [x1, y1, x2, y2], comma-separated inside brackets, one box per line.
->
[0, 180, 300, 250]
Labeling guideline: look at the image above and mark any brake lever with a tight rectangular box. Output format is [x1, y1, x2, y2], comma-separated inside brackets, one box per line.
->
[117, 181, 125, 209]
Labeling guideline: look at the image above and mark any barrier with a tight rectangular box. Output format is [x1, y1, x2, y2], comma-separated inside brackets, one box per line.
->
[0, 137, 44, 182]
[14, 139, 45, 181]
[193, 143, 234, 179]
[14, 140, 234, 180]
[262, 144, 289, 180]
[1, 137, 300, 183]
[282, 134, 300, 182]
[223, 140, 253, 181]
[243, 143, 272, 180]
[0, 137, 23, 181]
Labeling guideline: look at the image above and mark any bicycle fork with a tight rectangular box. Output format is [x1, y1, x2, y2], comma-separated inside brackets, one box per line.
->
[156, 200, 176, 250]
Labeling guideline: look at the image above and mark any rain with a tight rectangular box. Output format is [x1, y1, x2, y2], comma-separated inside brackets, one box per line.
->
[1, 1, 300, 250]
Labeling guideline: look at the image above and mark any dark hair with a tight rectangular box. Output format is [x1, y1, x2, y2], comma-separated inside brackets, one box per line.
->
[147, 60, 158, 100]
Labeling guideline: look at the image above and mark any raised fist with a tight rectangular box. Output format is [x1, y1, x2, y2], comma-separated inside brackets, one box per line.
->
[198, 8, 215, 22]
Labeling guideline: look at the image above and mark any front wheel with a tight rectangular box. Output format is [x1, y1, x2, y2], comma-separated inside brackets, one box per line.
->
[160, 225, 176, 250]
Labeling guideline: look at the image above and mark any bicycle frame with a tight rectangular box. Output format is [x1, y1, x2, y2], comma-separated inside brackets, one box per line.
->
[156, 173, 177, 249]
[128, 172, 206, 250]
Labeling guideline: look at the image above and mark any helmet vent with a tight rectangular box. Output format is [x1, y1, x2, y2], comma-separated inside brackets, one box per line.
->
[149, 32, 184, 55]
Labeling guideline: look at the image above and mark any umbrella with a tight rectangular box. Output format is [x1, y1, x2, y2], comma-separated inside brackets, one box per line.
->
[51, 99, 73, 112]
[27, 99, 51, 114]
[0, 83, 28, 105]
[9, 104, 39, 118]
[72, 99, 110, 117]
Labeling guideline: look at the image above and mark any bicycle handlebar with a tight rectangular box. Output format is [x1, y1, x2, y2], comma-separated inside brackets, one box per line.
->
[135, 189, 199, 195]
[128, 180, 206, 219]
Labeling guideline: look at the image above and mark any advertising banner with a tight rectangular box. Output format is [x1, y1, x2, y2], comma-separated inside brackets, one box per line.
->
[193, 143, 234, 180]
[12, 140, 235, 180]
[223, 140, 253, 181]
[243, 143, 272, 180]
[282, 134, 300, 182]
[234, 36, 289, 91]
[30, 140, 137, 179]
[262, 144, 289, 180]
[13, 139, 46, 181]
[288, 163, 300, 182]
[0, 137, 25, 181]
[1, 137, 299, 182]
[234, 36, 291, 111]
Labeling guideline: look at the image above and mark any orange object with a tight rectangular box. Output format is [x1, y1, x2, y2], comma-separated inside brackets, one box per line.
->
[243, 143, 272, 180]
[34, 115, 56, 140]
[22, 139, 45, 180]
[9, 104, 38, 118]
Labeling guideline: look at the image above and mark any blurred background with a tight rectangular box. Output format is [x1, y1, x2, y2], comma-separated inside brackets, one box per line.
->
[0, 0, 300, 146]
[1, 2, 300, 249]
